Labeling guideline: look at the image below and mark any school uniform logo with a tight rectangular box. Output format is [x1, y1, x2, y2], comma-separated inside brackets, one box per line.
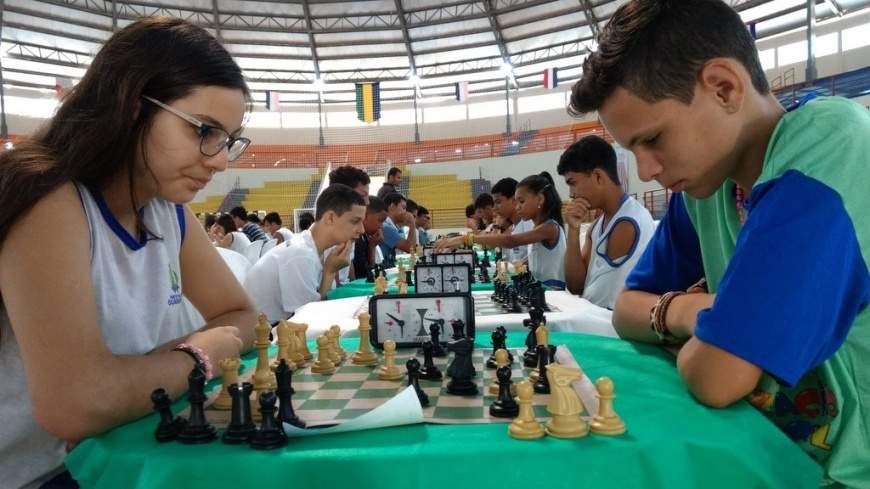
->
[167, 265, 182, 306]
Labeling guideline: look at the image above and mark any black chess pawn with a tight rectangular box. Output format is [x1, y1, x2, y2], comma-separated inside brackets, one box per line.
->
[249, 391, 288, 450]
[496, 326, 514, 364]
[222, 382, 256, 444]
[151, 388, 186, 442]
[482, 248, 491, 268]
[429, 323, 447, 357]
[451, 319, 465, 340]
[446, 338, 478, 395]
[177, 366, 217, 444]
[419, 341, 443, 380]
[489, 365, 520, 418]
[486, 329, 505, 369]
[365, 267, 375, 283]
[509, 288, 522, 313]
[406, 358, 430, 407]
[533, 344, 551, 394]
[405, 269, 414, 286]
[523, 321, 540, 368]
[480, 264, 491, 284]
[275, 360, 305, 429]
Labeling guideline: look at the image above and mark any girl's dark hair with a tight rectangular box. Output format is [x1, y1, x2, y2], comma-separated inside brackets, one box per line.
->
[216, 214, 237, 234]
[0, 17, 250, 244]
[519, 171, 563, 227]
[204, 213, 217, 230]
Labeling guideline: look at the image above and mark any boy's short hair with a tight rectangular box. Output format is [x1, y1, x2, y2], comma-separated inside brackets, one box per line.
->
[417, 206, 429, 216]
[387, 167, 402, 178]
[315, 184, 366, 220]
[405, 199, 419, 214]
[383, 192, 406, 209]
[465, 204, 476, 218]
[329, 165, 370, 188]
[229, 206, 247, 220]
[204, 213, 216, 229]
[474, 193, 494, 209]
[569, 0, 769, 115]
[264, 212, 282, 226]
[298, 212, 315, 231]
[247, 213, 261, 224]
[557, 135, 621, 185]
[491, 178, 518, 198]
[367, 195, 387, 213]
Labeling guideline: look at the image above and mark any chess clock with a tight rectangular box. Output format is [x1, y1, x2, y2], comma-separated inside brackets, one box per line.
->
[415, 263, 472, 293]
[434, 250, 474, 266]
[369, 292, 475, 348]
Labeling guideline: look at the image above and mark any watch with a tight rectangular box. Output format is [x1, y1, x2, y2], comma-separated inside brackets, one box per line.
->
[368, 292, 475, 348]
[414, 263, 472, 293]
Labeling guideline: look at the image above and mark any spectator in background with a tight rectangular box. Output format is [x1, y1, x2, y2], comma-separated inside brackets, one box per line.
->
[262, 212, 294, 244]
[465, 204, 481, 231]
[329, 165, 371, 204]
[416, 206, 431, 247]
[353, 196, 388, 279]
[213, 214, 251, 254]
[379, 192, 416, 267]
[297, 211, 315, 231]
[376, 167, 403, 199]
[247, 213, 263, 230]
[230, 205, 267, 241]
[203, 212, 217, 232]
[474, 193, 495, 232]
[491, 177, 532, 264]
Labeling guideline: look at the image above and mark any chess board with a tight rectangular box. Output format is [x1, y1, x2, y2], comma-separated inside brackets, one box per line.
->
[473, 294, 560, 317]
[191, 347, 575, 428]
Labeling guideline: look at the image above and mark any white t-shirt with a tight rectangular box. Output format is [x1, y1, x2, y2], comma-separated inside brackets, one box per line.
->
[508, 219, 533, 263]
[227, 231, 250, 255]
[244, 229, 331, 323]
[527, 220, 567, 289]
[0, 183, 191, 489]
[275, 227, 293, 244]
[583, 195, 656, 309]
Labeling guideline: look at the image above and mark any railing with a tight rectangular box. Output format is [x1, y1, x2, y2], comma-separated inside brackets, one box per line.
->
[642, 188, 672, 219]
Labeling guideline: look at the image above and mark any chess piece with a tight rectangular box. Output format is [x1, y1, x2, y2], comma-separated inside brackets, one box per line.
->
[451, 319, 465, 340]
[252, 314, 277, 392]
[405, 269, 414, 287]
[398, 281, 408, 294]
[446, 338, 477, 395]
[311, 335, 337, 374]
[406, 358, 430, 407]
[351, 313, 379, 366]
[249, 391, 288, 450]
[509, 288, 522, 313]
[377, 339, 404, 381]
[221, 382, 256, 444]
[286, 324, 306, 366]
[397, 262, 406, 285]
[275, 359, 305, 429]
[271, 321, 296, 372]
[212, 357, 241, 410]
[329, 325, 347, 362]
[479, 264, 490, 284]
[429, 323, 446, 357]
[374, 272, 388, 295]
[489, 364, 519, 418]
[508, 380, 545, 440]
[590, 377, 626, 436]
[545, 364, 588, 438]
[497, 326, 513, 363]
[365, 266, 375, 283]
[151, 388, 185, 442]
[419, 341, 442, 380]
[533, 344, 551, 394]
[294, 322, 313, 362]
[488, 349, 511, 396]
[486, 329, 506, 369]
[177, 366, 217, 444]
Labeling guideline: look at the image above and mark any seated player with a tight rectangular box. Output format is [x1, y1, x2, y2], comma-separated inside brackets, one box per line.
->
[212, 214, 251, 254]
[378, 192, 417, 268]
[229, 205, 267, 242]
[244, 184, 365, 323]
[437, 172, 567, 289]
[0, 18, 257, 488]
[327, 165, 371, 282]
[474, 193, 495, 232]
[297, 211, 315, 231]
[203, 212, 216, 232]
[491, 177, 533, 264]
[353, 196, 388, 279]
[557, 135, 656, 309]
[376, 166, 402, 199]
[262, 212, 293, 244]
[572, 0, 870, 485]
[415, 206, 431, 247]
[465, 204, 481, 232]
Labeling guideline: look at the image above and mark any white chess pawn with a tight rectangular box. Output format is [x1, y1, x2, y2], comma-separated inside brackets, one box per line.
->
[212, 357, 241, 410]
[590, 377, 626, 436]
[271, 321, 296, 371]
[311, 335, 336, 374]
[377, 340, 403, 381]
[508, 380, 545, 440]
[488, 349, 512, 395]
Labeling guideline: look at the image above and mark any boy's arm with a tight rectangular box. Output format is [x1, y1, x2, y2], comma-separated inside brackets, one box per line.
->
[565, 223, 592, 295]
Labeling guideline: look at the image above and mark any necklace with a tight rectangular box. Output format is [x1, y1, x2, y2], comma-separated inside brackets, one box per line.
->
[735, 184, 748, 225]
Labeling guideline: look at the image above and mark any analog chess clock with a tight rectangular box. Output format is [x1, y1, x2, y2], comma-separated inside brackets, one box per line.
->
[415, 263, 472, 293]
[368, 292, 475, 348]
[434, 250, 475, 267]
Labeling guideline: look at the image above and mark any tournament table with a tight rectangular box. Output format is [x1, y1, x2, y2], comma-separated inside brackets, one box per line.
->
[65, 332, 821, 489]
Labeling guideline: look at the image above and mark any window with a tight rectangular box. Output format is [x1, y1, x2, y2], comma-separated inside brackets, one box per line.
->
[424, 105, 466, 123]
[816, 32, 839, 57]
[758, 49, 776, 70]
[778, 40, 807, 66]
[468, 100, 507, 119]
[518, 92, 570, 113]
[842, 23, 870, 51]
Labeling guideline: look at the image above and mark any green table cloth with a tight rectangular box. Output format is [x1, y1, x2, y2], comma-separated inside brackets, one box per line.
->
[66, 333, 821, 489]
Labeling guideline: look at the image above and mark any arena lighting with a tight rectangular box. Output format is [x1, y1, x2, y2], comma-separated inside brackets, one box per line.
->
[4, 141, 13, 150]
[414, 158, 422, 163]
[455, 148, 462, 153]
[511, 140, 519, 146]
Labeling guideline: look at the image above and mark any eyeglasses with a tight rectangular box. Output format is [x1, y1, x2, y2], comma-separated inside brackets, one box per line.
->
[142, 95, 251, 162]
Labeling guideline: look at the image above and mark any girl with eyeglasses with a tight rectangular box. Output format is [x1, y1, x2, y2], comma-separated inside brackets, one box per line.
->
[0, 18, 257, 488]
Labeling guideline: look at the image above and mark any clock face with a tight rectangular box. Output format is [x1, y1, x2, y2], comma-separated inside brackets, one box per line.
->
[415, 266, 443, 293]
[443, 265, 470, 293]
[434, 253, 454, 265]
[369, 293, 475, 348]
[453, 252, 474, 266]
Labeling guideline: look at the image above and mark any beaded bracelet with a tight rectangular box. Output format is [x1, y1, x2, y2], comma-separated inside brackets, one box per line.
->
[174, 343, 214, 381]
[649, 291, 685, 344]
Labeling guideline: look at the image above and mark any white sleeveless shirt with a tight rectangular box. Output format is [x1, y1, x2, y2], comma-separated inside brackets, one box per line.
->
[527, 220, 567, 289]
[0, 183, 191, 488]
[227, 231, 250, 255]
[583, 195, 656, 309]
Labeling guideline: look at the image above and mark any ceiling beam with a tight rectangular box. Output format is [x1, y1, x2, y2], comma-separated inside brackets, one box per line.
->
[300, 0, 321, 81]
[482, 0, 511, 65]
[393, 0, 417, 77]
[578, 0, 601, 38]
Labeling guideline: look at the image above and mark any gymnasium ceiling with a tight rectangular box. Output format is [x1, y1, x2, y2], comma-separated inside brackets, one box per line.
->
[1, 0, 869, 105]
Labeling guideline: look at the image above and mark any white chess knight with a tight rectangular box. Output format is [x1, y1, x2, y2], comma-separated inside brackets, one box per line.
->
[545, 363, 588, 438]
